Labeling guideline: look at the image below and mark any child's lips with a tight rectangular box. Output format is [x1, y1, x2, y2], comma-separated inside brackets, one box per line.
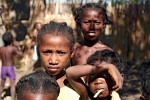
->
[88, 32, 96, 36]
[47, 67, 59, 72]
[95, 88, 104, 93]
[93, 89, 104, 98]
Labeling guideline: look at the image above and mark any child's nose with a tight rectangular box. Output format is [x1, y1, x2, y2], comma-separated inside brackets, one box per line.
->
[49, 54, 58, 65]
[89, 22, 95, 29]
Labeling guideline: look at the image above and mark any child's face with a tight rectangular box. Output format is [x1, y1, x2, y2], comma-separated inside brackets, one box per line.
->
[35, 23, 42, 30]
[89, 78, 109, 98]
[17, 92, 57, 100]
[81, 8, 104, 41]
[38, 34, 71, 76]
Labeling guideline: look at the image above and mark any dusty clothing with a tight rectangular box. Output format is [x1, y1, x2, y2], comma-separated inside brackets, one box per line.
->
[57, 84, 80, 100]
[1, 65, 16, 79]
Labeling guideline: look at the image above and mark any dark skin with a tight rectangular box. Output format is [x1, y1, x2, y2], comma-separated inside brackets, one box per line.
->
[0, 42, 23, 100]
[72, 8, 112, 65]
[70, 8, 123, 100]
[16, 92, 57, 100]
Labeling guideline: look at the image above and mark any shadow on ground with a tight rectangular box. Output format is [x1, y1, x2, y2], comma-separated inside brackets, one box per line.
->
[1, 87, 11, 99]
[120, 60, 150, 100]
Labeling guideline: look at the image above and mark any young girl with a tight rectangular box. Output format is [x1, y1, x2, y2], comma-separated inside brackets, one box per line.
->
[66, 50, 124, 100]
[36, 21, 122, 100]
[15, 70, 60, 100]
[72, 3, 113, 65]
[36, 21, 79, 100]
[71, 2, 123, 94]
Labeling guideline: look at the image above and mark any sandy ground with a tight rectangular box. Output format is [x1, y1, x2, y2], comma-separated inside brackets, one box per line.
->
[0, 55, 35, 100]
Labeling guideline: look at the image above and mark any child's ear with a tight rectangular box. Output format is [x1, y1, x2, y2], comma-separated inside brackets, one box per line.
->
[70, 50, 75, 58]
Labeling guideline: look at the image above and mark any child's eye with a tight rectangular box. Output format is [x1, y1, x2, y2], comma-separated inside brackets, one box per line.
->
[57, 51, 66, 56]
[83, 21, 90, 24]
[42, 51, 51, 55]
[95, 21, 101, 25]
[94, 82, 102, 85]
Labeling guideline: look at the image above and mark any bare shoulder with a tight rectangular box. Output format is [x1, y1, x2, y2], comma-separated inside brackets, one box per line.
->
[73, 42, 81, 50]
[96, 41, 113, 51]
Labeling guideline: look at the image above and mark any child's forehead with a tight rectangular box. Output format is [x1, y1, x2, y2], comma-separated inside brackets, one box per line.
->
[82, 8, 102, 14]
[40, 34, 70, 46]
[43, 33, 69, 40]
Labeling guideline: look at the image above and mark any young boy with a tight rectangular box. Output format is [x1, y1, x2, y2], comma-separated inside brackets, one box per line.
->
[36, 21, 122, 100]
[15, 70, 60, 100]
[66, 50, 124, 100]
[140, 67, 150, 100]
[0, 32, 23, 100]
[72, 2, 123, 92]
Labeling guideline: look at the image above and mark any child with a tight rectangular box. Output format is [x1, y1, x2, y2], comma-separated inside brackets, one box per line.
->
[32, 22, 42, 61]
[36, 21, 80, 100]
[71, 2, 123, 93]
[140, 67, 150, 100]
[36, 21, 122, 100]
[15, 70, 60, 100]
[66, 50, 124, 100]
[0, 32, 23, 100]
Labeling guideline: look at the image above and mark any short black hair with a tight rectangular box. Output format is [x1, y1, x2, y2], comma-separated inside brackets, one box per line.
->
[2, 32, 13, 46]
[75, 3, 112, 26]
[87, 50, 125, 90]
[37, 21, 75, 52]
[141, 68, 150, 98]
[87, 49, 124, 73]
[16, 70, 60, 100]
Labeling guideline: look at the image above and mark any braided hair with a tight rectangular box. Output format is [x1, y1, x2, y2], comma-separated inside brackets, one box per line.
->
[16, 70, 60, 100]
[75, 3, 112, 26]
[37, 21, 75, 52]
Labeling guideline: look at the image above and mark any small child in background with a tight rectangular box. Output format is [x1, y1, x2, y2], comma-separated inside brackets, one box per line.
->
[32, 22, 42, 61]
[0, 32, 23, 100]
[15, 70, 60, 100]
[66, 50, 124, 100]
[140, 67, 150, 100]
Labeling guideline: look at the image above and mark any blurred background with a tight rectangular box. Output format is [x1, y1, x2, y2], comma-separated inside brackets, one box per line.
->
[0, 0, 150, 100]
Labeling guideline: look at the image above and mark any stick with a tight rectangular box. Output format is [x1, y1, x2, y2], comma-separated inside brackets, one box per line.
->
[93, 89, 103, 98]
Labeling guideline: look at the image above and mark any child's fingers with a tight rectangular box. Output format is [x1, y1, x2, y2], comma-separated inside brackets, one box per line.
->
[112, 75, 123, 91]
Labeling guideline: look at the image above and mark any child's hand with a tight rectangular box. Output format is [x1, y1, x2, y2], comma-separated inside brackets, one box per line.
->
[98, 64, 123, 91]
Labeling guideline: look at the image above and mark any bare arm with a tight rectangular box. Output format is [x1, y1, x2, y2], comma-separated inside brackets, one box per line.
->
[66, 65, 91, 100]
[66, 64, 123, 94]
[13, 46, 23, 58]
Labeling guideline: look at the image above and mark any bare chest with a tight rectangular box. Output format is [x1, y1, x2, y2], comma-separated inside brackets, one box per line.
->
[72, 46, 97, 65]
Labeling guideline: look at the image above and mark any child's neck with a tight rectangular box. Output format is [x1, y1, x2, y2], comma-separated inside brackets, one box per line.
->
[83, 38, 99, 47]
[56, 70, 66, 88]
[55, 70, 66, 80]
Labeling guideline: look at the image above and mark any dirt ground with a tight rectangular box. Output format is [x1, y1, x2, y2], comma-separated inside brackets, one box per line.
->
[1, 60, 150, 100]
